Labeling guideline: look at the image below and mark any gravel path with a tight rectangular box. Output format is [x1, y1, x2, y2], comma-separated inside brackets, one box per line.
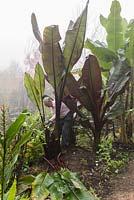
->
[103, 160, 134, 200]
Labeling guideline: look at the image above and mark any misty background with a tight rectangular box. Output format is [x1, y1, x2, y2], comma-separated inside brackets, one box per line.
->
[0, 0, 133, 117]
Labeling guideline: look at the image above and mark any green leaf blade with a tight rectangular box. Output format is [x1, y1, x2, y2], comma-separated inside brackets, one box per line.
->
[24, 72, 40, 106]
[63, 1, 89, 72]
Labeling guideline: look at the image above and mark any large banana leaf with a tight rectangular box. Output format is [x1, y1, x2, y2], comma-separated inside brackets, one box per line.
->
[63, 0, 89, 72]
[34, 63, 45, 100]
[85, 39, 117, 69]
[42, 25, 64, 88]
[125, 20, 134, 67]
[24, 72, 40, 107]
[100, 0, 123, 52]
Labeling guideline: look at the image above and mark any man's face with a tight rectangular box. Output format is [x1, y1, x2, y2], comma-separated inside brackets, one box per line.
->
[44, 99, 53, 107]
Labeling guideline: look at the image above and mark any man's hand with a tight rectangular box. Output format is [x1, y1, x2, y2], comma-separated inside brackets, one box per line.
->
[45, 119, 54, 125]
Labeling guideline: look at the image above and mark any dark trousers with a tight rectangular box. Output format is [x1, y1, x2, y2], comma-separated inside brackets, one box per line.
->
[60, 112, 75, 147]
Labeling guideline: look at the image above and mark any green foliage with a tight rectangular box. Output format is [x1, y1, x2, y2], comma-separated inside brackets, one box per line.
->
[18, 168, 98, 200]
[24, 63, 45, 122]
[0, 106, 29, 199]
[97, 136, 129, 174]
[21, 113, 44, 168]
[85, 39, 117, 70]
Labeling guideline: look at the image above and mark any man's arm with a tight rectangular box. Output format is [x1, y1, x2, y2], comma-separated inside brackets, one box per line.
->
[49, 114, 56, 122]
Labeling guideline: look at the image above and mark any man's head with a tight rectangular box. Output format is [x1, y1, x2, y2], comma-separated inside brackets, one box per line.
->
[43, 97, 53, 108]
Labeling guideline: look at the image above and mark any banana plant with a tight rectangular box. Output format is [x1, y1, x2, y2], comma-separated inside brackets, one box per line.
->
[64, 55, 130, 151]
[0, 105, 30, 199]
[31, 1, 89, 153]
[85, 0, 134, 144]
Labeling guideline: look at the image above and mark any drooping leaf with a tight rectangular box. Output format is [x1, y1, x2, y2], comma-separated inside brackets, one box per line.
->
[24, 72, 40, 106]
[63, 0, 89, 72]
[34, 63, 45, 100]
[101, 0, 124, 52]
[125, 19, 134, 66]
[42, 25, 64, 88]
[85, 39, 117, 69]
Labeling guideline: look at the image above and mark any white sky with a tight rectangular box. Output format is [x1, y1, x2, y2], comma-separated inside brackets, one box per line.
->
[0, 0, 134, 70]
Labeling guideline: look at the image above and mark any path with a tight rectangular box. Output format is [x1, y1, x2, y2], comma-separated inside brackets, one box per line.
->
[103, 160, 134, 200]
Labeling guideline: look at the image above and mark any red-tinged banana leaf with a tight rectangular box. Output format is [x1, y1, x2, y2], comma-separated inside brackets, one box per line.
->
[63, 0, 89, 72]
[42, 25, 64, 88]
[80, 55, 102, 113]
[65, 73, 92, 111]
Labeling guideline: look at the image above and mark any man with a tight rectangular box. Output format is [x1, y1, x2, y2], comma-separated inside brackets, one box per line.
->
[43, 96, 75, 149]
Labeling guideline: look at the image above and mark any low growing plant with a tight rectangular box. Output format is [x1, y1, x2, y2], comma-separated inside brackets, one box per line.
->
[97, 136, 129, 175]
[17, 168, 98, 200]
